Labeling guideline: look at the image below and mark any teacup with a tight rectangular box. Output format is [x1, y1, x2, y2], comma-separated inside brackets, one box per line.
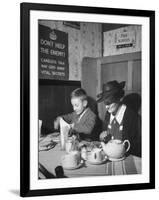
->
[87, 148, 104, 162]
[61, 151, 81, 168]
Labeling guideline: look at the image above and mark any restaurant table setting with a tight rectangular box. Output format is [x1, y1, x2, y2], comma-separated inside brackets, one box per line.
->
[39, 132, 141, 178]
[38, 118, 141, 178]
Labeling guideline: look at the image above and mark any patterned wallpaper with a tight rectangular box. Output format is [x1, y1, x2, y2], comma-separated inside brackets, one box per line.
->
[39, 20, 102, 81]
[103, 25, 141, 56]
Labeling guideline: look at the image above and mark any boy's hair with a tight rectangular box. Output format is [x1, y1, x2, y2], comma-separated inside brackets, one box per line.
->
[70, 88, 87, 101]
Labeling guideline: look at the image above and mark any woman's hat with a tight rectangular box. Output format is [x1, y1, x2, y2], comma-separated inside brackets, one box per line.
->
[97, 80, 125, 103]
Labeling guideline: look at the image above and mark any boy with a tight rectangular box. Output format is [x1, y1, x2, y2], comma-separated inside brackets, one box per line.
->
[97, 80, 141, 157]
[54, 88, 97, 141]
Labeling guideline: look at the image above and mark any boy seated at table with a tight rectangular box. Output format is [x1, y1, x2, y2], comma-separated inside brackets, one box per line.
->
[54, 88, 99, 141]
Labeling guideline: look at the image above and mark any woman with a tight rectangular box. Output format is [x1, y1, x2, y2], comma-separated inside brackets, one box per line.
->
[97, 80, 141, 157]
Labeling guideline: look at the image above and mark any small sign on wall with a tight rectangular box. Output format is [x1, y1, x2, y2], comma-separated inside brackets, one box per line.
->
[39, 24, 69, 80]
[103, 25, 141, 56]
[115, 29, 136, 49]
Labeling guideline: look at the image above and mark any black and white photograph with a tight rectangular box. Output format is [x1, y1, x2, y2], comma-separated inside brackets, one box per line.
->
[20, 2, 155, 197]
[38, 20, 142, 179]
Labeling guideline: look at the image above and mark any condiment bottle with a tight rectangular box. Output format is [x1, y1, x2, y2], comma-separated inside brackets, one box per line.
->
[81, 145, 87, 160]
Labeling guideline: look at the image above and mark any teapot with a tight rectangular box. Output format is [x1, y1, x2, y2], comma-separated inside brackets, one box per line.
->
[101, 139, 130, 159]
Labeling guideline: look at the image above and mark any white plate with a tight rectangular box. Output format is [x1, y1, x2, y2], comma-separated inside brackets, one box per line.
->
[86, 157, 107, 165]
[108, 156, 125, 162]
[62, 160, 84, 170]
[39, 142, 56, 151]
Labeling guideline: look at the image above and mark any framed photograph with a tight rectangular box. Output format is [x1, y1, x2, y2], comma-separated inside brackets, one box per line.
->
[20, 2, 155, 197]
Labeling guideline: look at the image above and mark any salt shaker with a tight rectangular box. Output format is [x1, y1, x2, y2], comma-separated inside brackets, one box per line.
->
[81, 145, 87, 160]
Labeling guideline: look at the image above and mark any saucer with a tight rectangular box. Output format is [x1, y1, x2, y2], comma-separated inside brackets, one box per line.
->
[39, 141, 57, 151]
[108, 156, 125, 162]
[86, 156, 107, 165]
[62, 160, 84, 170]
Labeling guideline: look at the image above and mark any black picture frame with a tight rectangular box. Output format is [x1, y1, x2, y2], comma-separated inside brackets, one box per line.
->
[20, 2, 155, 197]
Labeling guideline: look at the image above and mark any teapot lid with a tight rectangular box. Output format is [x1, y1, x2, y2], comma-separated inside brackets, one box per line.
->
[110, 139, 122, 144]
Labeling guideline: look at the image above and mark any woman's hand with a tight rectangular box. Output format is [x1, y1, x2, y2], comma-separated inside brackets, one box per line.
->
[99, 131, 108, 141]
[99, 131, 113, 143]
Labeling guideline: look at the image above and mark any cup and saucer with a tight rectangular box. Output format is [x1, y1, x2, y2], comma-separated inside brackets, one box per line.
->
[86, 148, 107, 165]
[61, 151, 83, 170]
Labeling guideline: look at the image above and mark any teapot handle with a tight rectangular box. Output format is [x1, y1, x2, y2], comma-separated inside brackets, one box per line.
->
[123, 140, 130, 152]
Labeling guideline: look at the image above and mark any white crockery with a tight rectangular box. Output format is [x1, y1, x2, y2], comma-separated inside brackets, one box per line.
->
[87, 148, 104, 163]
[61, 151, 81, 168]
[101, 139, 130, 159]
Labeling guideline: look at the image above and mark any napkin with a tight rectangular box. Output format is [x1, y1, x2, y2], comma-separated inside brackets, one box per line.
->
[59, 118, 71, 149]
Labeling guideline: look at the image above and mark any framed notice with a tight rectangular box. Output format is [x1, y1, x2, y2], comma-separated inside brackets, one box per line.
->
[39, 24, 69, 80]
[20, 2, 155, 197]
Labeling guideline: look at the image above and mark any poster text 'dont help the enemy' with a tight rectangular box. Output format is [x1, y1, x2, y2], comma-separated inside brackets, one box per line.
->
[39, 24, 69, 80]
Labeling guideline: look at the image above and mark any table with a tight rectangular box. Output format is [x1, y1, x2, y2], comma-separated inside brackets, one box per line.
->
[39, 143, 141, 179]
